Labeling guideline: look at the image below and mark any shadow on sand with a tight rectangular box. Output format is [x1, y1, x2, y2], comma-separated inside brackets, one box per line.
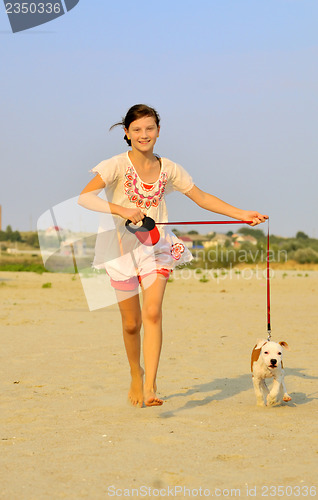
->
[159, 367, 318, 418]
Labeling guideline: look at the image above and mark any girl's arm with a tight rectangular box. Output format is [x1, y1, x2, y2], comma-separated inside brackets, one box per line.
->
[185, 185, 268, 226]
[78, 174, 145, 224]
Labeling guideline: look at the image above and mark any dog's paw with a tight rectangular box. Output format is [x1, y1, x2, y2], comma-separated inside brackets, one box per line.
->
[256, 398, 266, 407]
[283, 393, 292, 402]
[266, 394, 278, 406]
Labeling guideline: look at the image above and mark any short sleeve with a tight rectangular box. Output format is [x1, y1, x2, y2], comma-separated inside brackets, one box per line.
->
[89, 157, 119, 186]
[169, 163, 194, 194]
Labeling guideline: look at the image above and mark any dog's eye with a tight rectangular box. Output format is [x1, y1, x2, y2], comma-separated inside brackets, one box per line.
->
[264, 351, 269, 354]
[278, 352, 282, 355]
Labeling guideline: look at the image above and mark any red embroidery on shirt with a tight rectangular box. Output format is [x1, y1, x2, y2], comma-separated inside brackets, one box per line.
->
[141, 182, 154, 192]
[171, 243, 185, 261]
[124, 166, 167, 210]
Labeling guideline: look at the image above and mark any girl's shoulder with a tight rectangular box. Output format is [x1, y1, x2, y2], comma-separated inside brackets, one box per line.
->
[159, 156, 179, 171]
[159, 156, 189, 176]
[159, 156, 194, 193]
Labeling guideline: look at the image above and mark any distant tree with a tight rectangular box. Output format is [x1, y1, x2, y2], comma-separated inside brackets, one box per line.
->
[226, 231, 233, 237]
[3, 225, 22, 242]
[238, 227, 265, 240]
[25, 232, 40, 248]
[188, 230, 199, 235]
[296, 231, 309, 239]
[10, 230, 22, 242]
[281, 240, 303, 252]
[293, 248, 318, 263]
[207, 231, 216, 240]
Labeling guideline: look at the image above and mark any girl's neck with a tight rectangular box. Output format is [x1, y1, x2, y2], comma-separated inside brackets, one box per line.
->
[128, 149, 161, 183]
[128, 148, 157, 168]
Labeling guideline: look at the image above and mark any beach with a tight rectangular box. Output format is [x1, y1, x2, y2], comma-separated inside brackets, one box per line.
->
[1, 269, 317, 499]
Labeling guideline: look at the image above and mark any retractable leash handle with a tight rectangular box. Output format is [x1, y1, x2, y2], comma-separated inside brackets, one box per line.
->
[125, 216, 160, 246]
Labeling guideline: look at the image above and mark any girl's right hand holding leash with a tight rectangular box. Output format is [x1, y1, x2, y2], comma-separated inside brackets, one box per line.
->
[117, 207, 145, 225]
[78, 174, 145, 223]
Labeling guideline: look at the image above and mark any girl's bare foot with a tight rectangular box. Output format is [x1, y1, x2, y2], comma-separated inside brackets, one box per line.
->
[144, 383, 163, 406]
[128, 367, 144, 407]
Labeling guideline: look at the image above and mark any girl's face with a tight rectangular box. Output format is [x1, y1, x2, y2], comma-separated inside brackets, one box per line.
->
[125, 116, 160, 153]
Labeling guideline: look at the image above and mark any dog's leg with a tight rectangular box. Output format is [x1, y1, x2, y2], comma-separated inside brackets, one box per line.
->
[253, 376, 267, 406]
[281, 370, 292, 402]
[267, 376, 281, 406]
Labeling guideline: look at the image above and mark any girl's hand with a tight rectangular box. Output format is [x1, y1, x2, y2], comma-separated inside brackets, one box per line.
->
[118, 207, 146, 225]
[242, 211, 269, 226]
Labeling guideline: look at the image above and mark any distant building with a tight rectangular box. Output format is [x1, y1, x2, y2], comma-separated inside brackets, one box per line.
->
[203, 233, 231, 248]
[178, 233, 211, 248]
[179, 236, 193, 248]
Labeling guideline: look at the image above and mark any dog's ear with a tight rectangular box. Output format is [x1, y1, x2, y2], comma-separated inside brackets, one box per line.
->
[279, 341, 290, 351]
[255, 338, 268, 349]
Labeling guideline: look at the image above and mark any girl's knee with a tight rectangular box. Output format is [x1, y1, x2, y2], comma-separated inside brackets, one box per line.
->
[123, 318, 141, 335]
[142, 304, 162, 324]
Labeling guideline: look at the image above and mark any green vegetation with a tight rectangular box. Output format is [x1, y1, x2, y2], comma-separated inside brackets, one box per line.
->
[42, 282, 52, 288]
[0, 227, 39, 248]
[1, 227, 318, 273]
[189, 229, 318, 269]
[0, 262, 47, 273]
[237, 227, 266, 241]
[199, 275, 209, 283]
[0, 225, 22, 243]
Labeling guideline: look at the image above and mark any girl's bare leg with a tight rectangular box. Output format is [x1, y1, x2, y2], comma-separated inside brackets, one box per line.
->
[116, 290, 143, 407]
[140, 274, 168, 406]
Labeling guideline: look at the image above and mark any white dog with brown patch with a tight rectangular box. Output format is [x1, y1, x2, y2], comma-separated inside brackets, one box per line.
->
[251, 339, 292, 406]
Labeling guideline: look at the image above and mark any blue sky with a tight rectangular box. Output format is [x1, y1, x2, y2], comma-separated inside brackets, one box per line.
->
[1, 0, 318, 237]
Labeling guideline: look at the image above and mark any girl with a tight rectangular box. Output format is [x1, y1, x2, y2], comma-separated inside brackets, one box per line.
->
[78, 104, 268, 408]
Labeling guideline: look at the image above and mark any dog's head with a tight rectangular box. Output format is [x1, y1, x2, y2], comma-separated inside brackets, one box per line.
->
[255, 339, 290, 370]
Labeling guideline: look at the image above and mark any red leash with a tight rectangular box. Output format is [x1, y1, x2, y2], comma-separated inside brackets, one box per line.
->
[266, 219, 271, 340]
[157, 218, 271, 339]
[156, 220, 253, 225]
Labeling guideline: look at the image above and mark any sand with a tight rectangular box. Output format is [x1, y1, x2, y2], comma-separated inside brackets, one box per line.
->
[0, 269, 317, 499]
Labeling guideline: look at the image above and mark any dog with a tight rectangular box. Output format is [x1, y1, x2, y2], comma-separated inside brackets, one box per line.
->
[251, 339, 292, 406]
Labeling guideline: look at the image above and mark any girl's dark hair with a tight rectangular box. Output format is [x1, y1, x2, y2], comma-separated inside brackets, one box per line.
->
[110, 104, 160, 146]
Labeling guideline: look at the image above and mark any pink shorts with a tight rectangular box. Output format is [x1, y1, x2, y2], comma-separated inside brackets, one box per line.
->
[109, 268, 171, 291]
